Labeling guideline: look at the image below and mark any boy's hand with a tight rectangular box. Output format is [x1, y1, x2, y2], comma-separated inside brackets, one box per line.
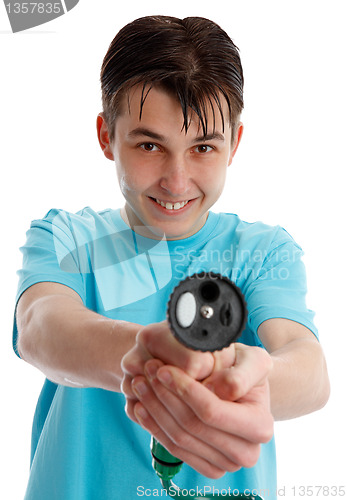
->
[121, 321, 274, 479]
[121, 321, 216, 418]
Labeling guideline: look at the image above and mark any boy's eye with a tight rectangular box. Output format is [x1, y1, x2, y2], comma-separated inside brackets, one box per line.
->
[195, 145, 213, 154]
[140, 143, 159, 152]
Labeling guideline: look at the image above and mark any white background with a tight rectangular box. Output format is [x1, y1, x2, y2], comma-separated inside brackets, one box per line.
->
[0, 1, 346, 498]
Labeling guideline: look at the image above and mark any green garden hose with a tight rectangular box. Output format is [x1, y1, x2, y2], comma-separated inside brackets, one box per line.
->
[151, 439, 263, 499]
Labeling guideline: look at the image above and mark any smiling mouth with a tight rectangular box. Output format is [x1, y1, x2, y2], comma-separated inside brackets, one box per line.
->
[150, 197, 190, 211]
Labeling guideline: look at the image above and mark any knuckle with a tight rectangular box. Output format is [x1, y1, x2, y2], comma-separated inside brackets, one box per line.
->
[226, 371, 245, 399]
[169, 428, 198, 452]
[229, 442, 260, 469]
[225, 463, 241, 473]
[180, 353, 201, 377]
[183, 352, 214, 379]
[252, 413, 274, 443]
[121, 353, 140, 376]
[183, 416, 205, 437]
[171, 430, 188, 448]
[242, 444, 261, 468]
[200, 401, 216, 425]
[137, 326, 151, 345]
[124, 401, 137, 422]
[208, 468, 227, 480]
[120, 376, 132, 397]
[262, 422, 274, 443]
[120, 353, 130, 372]
[165, 441, 184, 460]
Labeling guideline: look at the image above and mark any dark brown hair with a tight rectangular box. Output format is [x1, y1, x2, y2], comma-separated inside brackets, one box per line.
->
[100, 16, 244, 142]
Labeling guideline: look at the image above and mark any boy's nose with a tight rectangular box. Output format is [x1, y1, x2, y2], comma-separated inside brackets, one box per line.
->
[159, 158, 190, 196]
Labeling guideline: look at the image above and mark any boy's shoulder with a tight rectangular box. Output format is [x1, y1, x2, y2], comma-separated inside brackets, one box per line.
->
[36, 206, 116, 224]
[31, 206, 121, 236]
[214, 212, 299, 251]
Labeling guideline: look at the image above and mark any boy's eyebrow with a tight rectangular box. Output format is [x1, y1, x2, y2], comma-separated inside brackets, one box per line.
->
[193, 132, 225, 143]
[128, 127, 166, 142]
[127, 127, 225, 143]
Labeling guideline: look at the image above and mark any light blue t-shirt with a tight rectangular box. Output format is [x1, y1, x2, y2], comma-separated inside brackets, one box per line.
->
[13, 207, 318, 500]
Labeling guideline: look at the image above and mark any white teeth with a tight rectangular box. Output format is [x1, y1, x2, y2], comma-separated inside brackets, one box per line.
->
[155, 199, 189, 210]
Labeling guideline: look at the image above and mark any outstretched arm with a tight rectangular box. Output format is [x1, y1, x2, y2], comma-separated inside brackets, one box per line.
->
[258, 318, 330, 420]
[16, 282, 140, 392]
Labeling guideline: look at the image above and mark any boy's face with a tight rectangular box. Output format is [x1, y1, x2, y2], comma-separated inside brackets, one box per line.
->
[97, 86, 242, 240]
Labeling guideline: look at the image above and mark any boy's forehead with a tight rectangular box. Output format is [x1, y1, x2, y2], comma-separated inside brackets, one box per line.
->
[119, 84, 232, 135]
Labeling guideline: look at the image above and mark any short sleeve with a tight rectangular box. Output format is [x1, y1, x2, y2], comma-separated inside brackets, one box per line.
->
[13, 209, 86, 357]
[244, 227, 318, 340]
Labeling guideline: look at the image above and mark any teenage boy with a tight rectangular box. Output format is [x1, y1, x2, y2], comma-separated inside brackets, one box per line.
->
[14, 16, 329, 500]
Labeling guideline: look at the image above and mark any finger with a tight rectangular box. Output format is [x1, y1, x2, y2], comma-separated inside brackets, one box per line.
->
[212, 343, 236, 371]
[132, 369, 243, 473]
[137, 322, 214, 380]
[134, 401, 227, 479]
[135, 402, 240, 479]
[121, 340, 152, 377]
[204, 344, 273, 401]
[146, 360, 261, 469]
[121, 374, 136, 399]
[124, 397, 139, 424]
[157, 365, 273, 444]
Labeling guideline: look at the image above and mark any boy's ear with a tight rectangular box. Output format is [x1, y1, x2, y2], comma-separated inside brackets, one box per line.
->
[96, 113, 115, 161]
[228, 122, 244, 166]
